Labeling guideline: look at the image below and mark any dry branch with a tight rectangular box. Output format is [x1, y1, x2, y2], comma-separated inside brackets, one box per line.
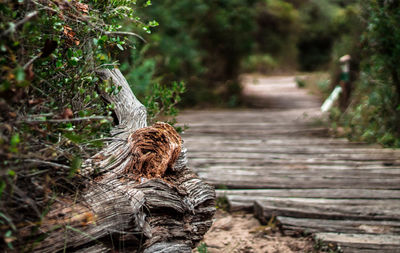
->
[29, 69, 215, 252]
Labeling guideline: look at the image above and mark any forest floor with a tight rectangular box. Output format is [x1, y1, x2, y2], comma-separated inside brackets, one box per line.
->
[193, 210, 316, 253]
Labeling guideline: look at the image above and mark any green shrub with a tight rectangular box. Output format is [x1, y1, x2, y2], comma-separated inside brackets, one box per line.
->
[0, 0, 160, 249]
[332, 1, 400, 147]
[197, 242, 209, 253]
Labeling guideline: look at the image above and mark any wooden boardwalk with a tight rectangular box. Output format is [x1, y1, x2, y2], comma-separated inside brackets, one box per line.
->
[178, 76, 400, 252]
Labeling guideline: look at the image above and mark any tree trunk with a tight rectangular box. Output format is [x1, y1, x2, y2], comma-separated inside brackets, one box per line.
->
[30, 69, 216, 252]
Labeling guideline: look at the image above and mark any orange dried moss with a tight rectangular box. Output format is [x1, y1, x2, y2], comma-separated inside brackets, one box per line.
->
[126, 122, 182, 180]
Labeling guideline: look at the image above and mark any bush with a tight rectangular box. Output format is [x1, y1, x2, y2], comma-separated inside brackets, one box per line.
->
[0, 0, 158, 249]
[331, 0, 400, 147]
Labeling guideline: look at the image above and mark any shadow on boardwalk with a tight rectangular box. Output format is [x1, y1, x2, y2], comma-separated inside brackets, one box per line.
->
[178, 75, 400, 253]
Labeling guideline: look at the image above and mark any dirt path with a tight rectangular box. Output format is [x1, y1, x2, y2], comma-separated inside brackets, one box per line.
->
[196, 210, 315, 253]
[179, 75, 400, 252]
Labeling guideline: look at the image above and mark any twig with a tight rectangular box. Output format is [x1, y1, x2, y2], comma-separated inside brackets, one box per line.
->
[24, 159, 70, 169]
[23, 54, 41, 69]
[82, 137, 126, 144]
[19, 116, 112, 124]
[97, 62, 120, 68]
[1, 11, 38, 38]
[103, 31, 147, 43]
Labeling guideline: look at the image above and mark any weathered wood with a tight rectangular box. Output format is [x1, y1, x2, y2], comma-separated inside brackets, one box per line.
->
[216, 189, 400, 212]
[184, 144, 400, 156]
[177, 75, 400, 252]
[198, 167, 400, 178]
[277, 216, 400, 234]
[188, 151, 400, 162]
[189, 157, 399, 168]
[30, 69, 215, 252]
[200, 175, 400, 189]
[217, 189, 400, 200]
[315, 233, 400, 253]
[254, 198, 400, 223]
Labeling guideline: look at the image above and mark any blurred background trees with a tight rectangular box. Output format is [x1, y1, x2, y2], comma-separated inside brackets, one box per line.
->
[120, 0, 361, 107]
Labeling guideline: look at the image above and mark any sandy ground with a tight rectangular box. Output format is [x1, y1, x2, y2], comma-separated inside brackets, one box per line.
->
[193, 210, 315, 253]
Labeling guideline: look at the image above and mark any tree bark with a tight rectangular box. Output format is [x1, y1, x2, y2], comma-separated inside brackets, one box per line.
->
[31, 69, 215, 252]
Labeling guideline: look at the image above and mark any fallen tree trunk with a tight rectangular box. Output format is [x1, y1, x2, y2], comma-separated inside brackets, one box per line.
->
[30, 69, 216, 252]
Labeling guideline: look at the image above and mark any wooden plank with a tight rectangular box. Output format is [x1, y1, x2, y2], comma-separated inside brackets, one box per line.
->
[181, 128, 330, 137]
[196, 167, 400, 178]
[227, 200, 254, 212]
[254, 199, 400, 224]
[216, 189, 400, 200]
[184, 145, 400, 156]
[177, 108, 321, 120]
[216, 189, 400, 211]
[189, 157, 400, 167]
[277, 216, 400, 234]
[182, 134, 361, 142]
[182, 135, 368, 146]
[315, 233, 400, 253]
[199, 164, 400, 171]
[187, 151, 400, 162]
[200, 174, 400, 189]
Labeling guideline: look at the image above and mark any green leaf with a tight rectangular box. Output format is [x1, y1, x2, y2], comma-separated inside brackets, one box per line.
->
[5, 230, 12, 237]
[0, 181, 6, 198]
[148, 20, 159, 27]
[10, 134, 20, 147]
[64, 132, 82, 143]
[0, 212, 16, 231]
[65, 123, 74, 131]
[116, 44, 124, 51]
[69, 57, 79, 66]
[69, 156, 82, 178]
[7, 170, 15, 177]
[144, 0, 152, 6]
[56, 59, 63, 68]
[10, 134, 20, 153]
[14, 66, 25, 82]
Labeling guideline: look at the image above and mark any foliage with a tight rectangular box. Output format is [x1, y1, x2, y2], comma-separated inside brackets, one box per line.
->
[330, 0, 400, 147]
[0, 0, 156, 249]
[295, 77, 306, 88]
[296, 0, 350, 71]
[197, 242, 208, 253]
[120, 44, 158, 100]
[215, 195, 230, 211]
[124, 0, 260, 107]
[253, 0, 300, 71]
[119, 45, 186, 130]
[243, 0, 359, 73]
[313, 238, 343, 253]
[145, 81, 187, 132]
